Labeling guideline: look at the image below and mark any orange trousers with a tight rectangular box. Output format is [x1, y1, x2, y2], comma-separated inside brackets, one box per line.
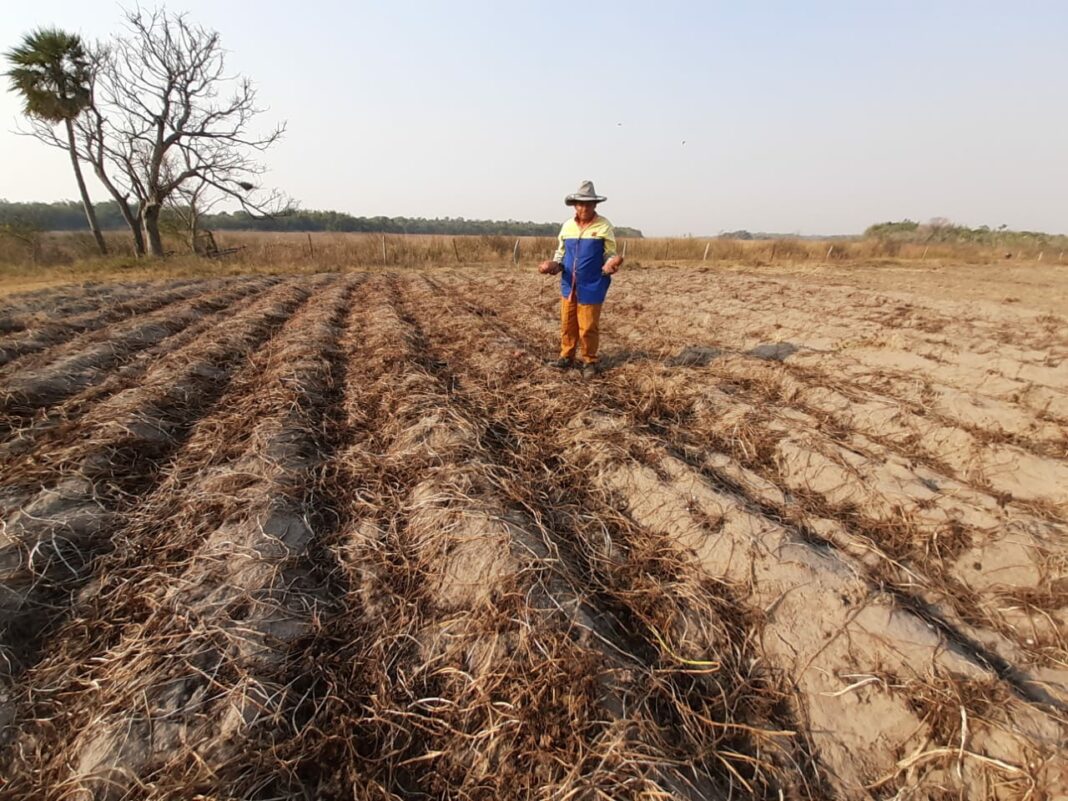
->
[560, 297, 602, 364]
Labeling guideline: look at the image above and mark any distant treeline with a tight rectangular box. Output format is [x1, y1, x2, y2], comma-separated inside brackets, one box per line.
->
[864, 219, 1068, 249]
[717, 230, 853, 241]
[0, 200, 644, 238]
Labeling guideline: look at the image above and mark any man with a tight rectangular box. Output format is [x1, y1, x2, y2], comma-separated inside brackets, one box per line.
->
[538, 180, 624, 378]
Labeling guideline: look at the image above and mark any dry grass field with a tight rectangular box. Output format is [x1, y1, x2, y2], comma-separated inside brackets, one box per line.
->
[4, 230, 1065, 298]
[0, 261, 1065, 799]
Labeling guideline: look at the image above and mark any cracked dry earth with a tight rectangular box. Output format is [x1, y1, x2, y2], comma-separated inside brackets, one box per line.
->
[0, 266, 1065, 800]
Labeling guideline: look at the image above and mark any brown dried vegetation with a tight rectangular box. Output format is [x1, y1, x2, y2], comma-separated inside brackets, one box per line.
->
[0, 265, 1065, 800]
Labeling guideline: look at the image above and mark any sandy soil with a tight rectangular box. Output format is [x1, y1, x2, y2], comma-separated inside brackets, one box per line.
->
[0, 263, 1064, 800]
[742, 259, 1068, 315]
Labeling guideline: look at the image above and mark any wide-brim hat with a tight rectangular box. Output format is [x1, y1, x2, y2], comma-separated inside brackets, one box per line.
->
[565, 180, 607, 205]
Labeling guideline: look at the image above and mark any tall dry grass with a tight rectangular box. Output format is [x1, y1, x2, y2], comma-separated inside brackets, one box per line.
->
[1, 230, 1064, 291]
[185, 231, 1068, 268]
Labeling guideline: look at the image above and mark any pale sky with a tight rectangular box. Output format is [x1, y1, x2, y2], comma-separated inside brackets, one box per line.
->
[2, 1, 1066, 236]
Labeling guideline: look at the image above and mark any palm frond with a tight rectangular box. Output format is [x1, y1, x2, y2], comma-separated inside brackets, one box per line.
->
[4, 27, 93, 122]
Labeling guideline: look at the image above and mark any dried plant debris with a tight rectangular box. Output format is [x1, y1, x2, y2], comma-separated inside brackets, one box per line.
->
[0, 267, 1065, 800]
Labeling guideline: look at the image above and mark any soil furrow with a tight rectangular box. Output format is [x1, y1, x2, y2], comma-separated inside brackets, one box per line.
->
[0, 279, 315, 693]
[430, 273, 1068, 638]
[0, 275, 353, 799]
[664, 382, 1068, 672]
[607, 271, 1068, 450]
[414, 272, 1067, 800]
[0, 279, 277, 457]
[453, 270, 1068, 484]
[221, 276, 803, 799]
[703, 356, 1068, 504]
[390, 277, 829, 798]
[0, 277, 271, 428]
[0, 266, 1063, 801]
[0, 281, 167, 333]
[431, 274, 1067, 677]
[0, 278, 209, 369]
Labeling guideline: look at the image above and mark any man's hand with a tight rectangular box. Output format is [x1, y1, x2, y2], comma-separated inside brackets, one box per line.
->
[602, 255, 623, 275]
[538, 260, 562, 275]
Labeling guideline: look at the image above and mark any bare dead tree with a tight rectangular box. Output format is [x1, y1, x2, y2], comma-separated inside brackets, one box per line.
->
[88, 8, 289, 257]
[160, 145, 250, 254]
[161, 174, 211, 254]
[18, 10, 289, 259]
[78, 77, 147, 256]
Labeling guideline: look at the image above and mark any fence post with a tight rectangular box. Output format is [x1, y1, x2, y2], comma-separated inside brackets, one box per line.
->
[921, 246, 929, 260]
[826, 245, 834, 261]
[622, 240, 628, 259]
[702, 242, 710, 261]
[381, 235, 387, 264]
[1037, 251, 1043, 261]
[513, 239, 520, 265]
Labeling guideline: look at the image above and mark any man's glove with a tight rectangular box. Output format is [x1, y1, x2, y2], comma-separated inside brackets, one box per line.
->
[538, 260, 562, 275]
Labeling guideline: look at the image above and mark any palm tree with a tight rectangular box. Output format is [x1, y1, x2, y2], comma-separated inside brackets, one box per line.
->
[5, 28, 107, 255]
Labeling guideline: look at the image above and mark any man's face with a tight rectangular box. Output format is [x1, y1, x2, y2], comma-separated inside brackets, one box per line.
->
[573, 201, 597, 224]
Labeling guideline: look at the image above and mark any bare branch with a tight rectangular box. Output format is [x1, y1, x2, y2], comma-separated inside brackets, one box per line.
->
[84, 7, 288, 256]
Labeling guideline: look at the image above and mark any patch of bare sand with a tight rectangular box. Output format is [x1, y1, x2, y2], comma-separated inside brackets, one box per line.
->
[736, 261, 1068, 317]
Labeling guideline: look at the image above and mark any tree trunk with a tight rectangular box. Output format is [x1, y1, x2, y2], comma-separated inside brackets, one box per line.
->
[89, 161, 144, 257]
[142, 202, 164, 257]
[124, 203, 146, 257]
[189, 201, 200, 254]
[65, 118, 107, 256]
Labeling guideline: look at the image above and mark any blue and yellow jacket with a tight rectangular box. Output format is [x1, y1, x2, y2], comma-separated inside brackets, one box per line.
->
[553, 215, 617, 304]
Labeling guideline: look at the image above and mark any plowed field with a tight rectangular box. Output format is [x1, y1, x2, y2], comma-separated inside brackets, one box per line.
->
[0, 266, 1065, 800]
